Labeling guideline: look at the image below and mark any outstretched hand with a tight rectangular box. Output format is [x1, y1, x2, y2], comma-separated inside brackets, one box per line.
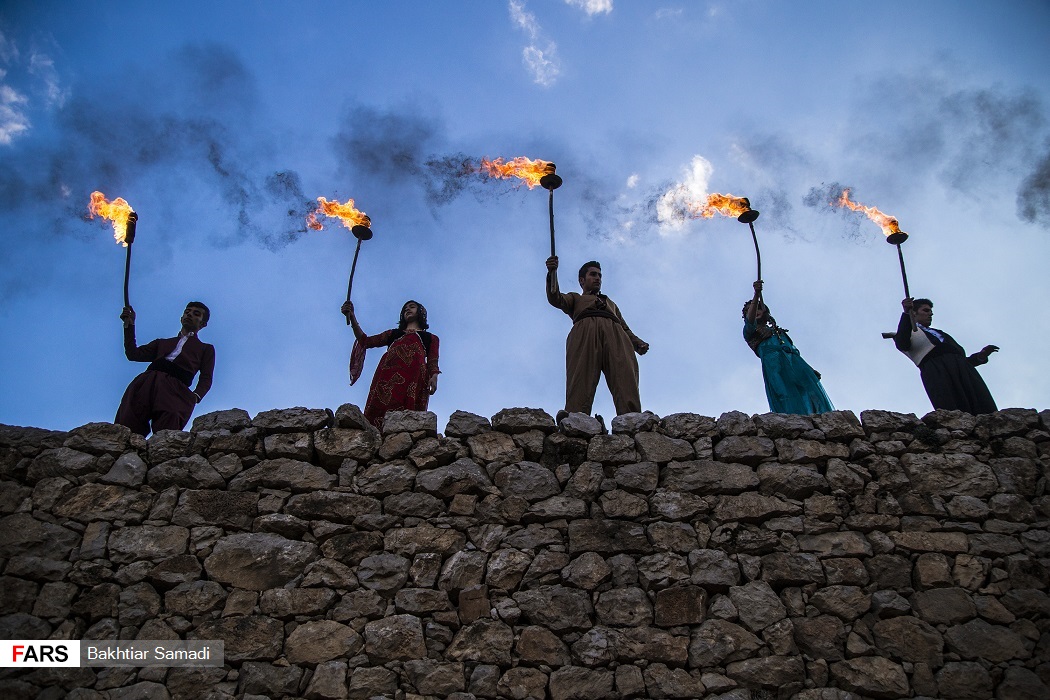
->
[546, 255, 558, 271]
[901, 297, 914, 312]
[428, 374, 439, 395]
[120, 306, 135, 329]
[969, 344, 999, 366]
[979, 344, 1000, 360]
[635, 340, 649, 355]
[341, 301, 354, 319]
[753, 280, 763, 294]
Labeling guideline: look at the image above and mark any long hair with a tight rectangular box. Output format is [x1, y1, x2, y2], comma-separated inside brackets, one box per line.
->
[398, 300, 429, 330]
[742, 299, 787, 353]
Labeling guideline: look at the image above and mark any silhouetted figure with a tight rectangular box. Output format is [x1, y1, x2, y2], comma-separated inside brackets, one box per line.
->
[893, 297, 997, 414]
[546, 256, 648, 418]
[343, 299, 440, 430]
[743, 280, 833, 415]
[115, 302, 215, 437]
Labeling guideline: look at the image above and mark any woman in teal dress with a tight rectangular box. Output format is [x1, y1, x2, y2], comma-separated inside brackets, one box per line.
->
[743, 280, 833, 415]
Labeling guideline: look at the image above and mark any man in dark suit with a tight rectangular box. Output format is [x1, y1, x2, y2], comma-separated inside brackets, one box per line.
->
[893, 297, 997, 414]
[115, 302, 215, 436]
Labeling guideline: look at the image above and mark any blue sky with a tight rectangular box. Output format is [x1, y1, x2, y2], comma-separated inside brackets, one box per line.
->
[2, 1, 1048, 431]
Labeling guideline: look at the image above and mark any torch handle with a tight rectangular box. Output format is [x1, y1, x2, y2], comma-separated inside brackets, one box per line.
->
[896, 243, 910, 298]
[548, 187, 557, 257]
[345, 238, 363, 325]
[897, 243, 916, 332]
[749, 221, 762, 286]
[123, 242, 133, 308]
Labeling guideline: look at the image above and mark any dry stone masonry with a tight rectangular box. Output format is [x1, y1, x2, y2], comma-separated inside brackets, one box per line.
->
[1, 405, 1048, 699]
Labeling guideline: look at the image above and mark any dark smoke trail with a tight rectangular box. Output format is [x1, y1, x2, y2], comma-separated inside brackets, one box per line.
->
[421, 154, 486, 206]
[802, 182, 864, 240]
[0, 44, 313, 251]
[330, 104, 548, 212]
[754, 188, 800, 240]
[1017, 146, 1050, 227]
[332, 104, 436, 182]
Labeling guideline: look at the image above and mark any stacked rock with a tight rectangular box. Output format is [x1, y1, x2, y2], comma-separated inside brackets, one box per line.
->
[0, 406, 1047, 699]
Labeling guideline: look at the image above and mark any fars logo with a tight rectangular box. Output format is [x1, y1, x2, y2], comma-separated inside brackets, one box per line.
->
[1, 641, 81, 667]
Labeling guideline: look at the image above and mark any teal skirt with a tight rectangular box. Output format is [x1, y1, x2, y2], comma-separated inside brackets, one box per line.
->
[750, 329, 834, 415]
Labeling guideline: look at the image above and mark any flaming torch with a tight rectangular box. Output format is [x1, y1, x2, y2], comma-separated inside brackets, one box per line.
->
[308, 197, 373, 325]
[735, 198, 762, 284]
[480, 157, 563, 256]
[541, 164, 563, 257]
[831, 189, 915, 333]
[685, 193, 763, 283]
[89, 191, 138, 308]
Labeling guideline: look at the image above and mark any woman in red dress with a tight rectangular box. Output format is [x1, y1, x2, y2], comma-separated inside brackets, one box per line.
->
[341, 299, 440, 429]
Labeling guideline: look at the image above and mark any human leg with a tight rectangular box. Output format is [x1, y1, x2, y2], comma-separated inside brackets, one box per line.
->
[114, 373, 153, 437]
[602, 323, 640, 415]
[565, 323, 602, 414]
[150, 408, 192, 432]
[921, 355, 996, 414]
[148, 374, 196, 433]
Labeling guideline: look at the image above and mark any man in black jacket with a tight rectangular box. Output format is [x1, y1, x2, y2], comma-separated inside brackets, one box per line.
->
[115, 302, 216, 436]
[893, 297, 997, 414]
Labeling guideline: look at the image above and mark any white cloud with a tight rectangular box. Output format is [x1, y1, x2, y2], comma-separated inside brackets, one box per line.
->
[0, 34, 66, 144]
[509, 0, 541, 39]
[523, 44, 561, 87]
[0, 83, 31, 145]
[0, 31, 19, 64]
[654, 8, 684, 21]
[0, 33, 29, 144]
[656, 155, 714, 232]
[508, 1, 562, 87]
[565, 0, 613, 17]
[626, 173, 639, 188]
[29, 51, 67, 108]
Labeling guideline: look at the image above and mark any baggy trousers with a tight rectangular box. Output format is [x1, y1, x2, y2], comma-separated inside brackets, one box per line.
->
[565, 316, 640, 416]
[115, 370, 195, 437]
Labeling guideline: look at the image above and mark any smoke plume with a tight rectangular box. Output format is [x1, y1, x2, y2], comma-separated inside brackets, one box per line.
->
[1017, 145, 1050, 227]
[802, 182, 864, 240]
[0, 43, 314, 251]
[329, 103, 553, 210]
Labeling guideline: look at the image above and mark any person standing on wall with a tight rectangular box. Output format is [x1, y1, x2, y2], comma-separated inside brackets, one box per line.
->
[343, 299, 440, 430]
[115, 302, 215, 437]
[893, 297, 998, 414]
[546, 256, 648, 421]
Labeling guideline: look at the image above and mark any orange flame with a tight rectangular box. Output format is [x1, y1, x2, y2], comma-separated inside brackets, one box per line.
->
[88, 191, 135, 246]
[308, 197, 371, 231]
[686, 192, 753, 219]
[479, 157, 553, 189]
[833, 189, 902, 237]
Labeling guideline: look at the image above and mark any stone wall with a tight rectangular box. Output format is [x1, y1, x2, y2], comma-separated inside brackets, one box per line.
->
[1, 405, 1048, 700]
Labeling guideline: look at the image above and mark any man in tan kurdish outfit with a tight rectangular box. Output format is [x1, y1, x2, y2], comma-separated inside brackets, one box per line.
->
[546, 256, 649, 416]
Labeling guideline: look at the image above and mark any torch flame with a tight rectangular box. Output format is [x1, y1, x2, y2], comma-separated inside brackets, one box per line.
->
[685, 193, 753, 219]
[309, 197, 371, 231]
[833, 189, 902, 237]
[88, 191, 135, 247]
[479, 157, 553, 189]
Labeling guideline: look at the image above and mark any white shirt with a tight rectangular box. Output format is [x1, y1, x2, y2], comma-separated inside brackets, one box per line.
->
[164, 332, 195, 362]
